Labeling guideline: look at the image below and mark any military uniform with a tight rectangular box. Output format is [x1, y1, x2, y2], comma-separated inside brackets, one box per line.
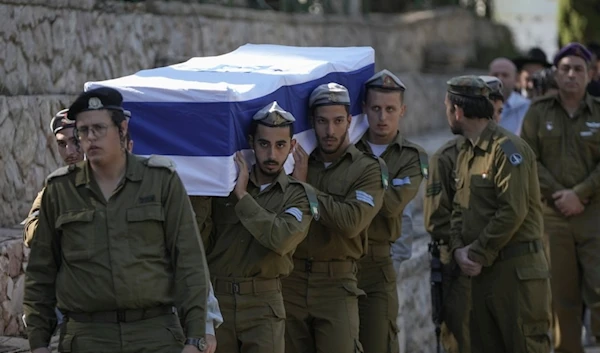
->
[521, 89, 600, 352]
[283, 83, 387, 353]
[448, 76, 551, 353]
[354, 70, 428, 353]
[24, 88, 210, 353]
[424, 136, 471, 353]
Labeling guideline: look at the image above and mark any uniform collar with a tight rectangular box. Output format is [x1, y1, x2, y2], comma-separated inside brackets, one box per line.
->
[553, 92, 595, 113]
[249, 165, 289, 192]
[358, 130, 403, 152]
[310, 143, 361, 163]
[468, 121, 497, 153]
[75, 153, 141, 187]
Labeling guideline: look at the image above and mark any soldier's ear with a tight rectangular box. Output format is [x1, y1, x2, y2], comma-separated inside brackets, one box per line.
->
[290, 139, 297, 153]
[248, 134, 254, 147]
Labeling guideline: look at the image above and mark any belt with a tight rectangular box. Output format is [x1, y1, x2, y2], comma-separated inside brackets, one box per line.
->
[498, 240, 542, 261]
[64, 305, 175, 323]
[214, 278, 280, 295]
[367, 244, 390, 258]
[294, 259, 356, 274]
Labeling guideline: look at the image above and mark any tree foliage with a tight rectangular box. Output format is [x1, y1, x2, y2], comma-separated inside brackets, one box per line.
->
[558, 0, 600, 46]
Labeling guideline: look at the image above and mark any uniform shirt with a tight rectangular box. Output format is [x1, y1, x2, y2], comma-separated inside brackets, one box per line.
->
[424, 136, 464, 244]
[207, 167, 313, 278]
[23, 155, 209, 349]
[294, 144, 386, 261]
[520, 93, 600, 204]
[22, 189, 44, 247]
[449, 122, 544, 267]
[355, 131, 427, 246]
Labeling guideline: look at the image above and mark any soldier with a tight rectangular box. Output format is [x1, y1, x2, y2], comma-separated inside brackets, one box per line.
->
[23, 87, 211, 353]
[203, 101, 315, 353]
[22, 109, 83, 247]
[447, 76, 551, 353]
[423, 75, 504, 353]
[521, 42, 600, 353]
[354, 70, 428, 353]
[284, 83, 387, 353]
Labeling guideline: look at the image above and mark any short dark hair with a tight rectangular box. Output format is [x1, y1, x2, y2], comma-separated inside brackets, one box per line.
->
[489, 93, 504, 103]
[447, 92, 494, 119]
[364, 87, 405, 104]
[248, 121, 294, 140]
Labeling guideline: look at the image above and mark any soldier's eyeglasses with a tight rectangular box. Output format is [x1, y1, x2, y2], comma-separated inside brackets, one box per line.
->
[75, 124, 110, 140]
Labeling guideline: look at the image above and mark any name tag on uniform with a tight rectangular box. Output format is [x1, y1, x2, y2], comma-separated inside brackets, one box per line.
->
[392, 177, 411, 186]
[356, 190, 375, 207]
[580, 131, 593, 137]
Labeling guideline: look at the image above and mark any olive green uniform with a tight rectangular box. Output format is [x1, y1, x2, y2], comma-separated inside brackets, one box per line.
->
[424, 136, 471, 353]
[451, 122, 551, 353]
[22, 189, 44, 247]
[355, 131, 427, 353]
[282, 144, 386, 353]
[205, 167, 314, 353]
[24, 154, 209, 353]
[521, 94, 600, 353]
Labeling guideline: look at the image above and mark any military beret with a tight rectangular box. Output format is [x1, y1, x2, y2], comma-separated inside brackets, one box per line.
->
[49, 109, 75, 135]
[478, 75, 503, 99]
[67, 87, 124, 121]
[253, 101, 296, 126]
[308, 83, 351, 108]
[553, 42, 593, 67]
[365, 69, 406, 91]
[447, 75, 490, 99]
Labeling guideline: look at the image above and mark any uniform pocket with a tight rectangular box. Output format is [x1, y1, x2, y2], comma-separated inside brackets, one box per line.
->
[381, 264, 396, 284]
[327, 182, 348, 201]
[166, 326, 185, 343]
[516, 267, 552, 352]
[266, 300, 286, 320]
[56, 210, 95, 261]
[342, 282, 366, 297]
[58, 333, 75, 352]
[126, 203, 165, 252]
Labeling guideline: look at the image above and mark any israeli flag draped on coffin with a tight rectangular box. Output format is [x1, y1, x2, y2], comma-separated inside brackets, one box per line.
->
[85, 44, 375, 196]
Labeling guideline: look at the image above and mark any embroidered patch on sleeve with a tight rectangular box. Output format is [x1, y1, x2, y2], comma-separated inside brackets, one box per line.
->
[285, 207, 303, 222]
[356, 190, 375, 207]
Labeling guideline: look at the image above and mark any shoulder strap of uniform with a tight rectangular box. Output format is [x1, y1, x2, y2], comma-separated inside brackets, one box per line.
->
[290, 180, 320, 221]
[45, 165, 74, 184]
[366, 154, 389, 190]
[499, 139, 523, 166]
[418, 151, 429, 179]
[145, 155, 176, 172]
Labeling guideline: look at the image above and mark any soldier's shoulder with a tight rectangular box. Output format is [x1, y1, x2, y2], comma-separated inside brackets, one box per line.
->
[287, 177, 320, 219]
[143, 155, 177, 172]
[495, 133, 533, 167]
[45, 164, 77, 184]
[590, 95, 600, 105]
[529, 94, 556, 108]
[433, 137, 463, 158]
[401, 138, 427, 155]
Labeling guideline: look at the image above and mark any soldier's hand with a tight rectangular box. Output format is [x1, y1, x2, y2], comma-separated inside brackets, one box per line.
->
[233, 151, 249, 200]
[439, 245, 451, 265]
[292, 144, 309, 182]
[454, 246, 482, 277]
[552, 189, 585, 217]
[205, 334, 217, 353]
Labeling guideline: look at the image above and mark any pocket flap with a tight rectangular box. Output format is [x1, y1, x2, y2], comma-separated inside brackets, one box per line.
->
[516, 267, 550, 280]
[56, 210, 94, 229]
[522, 321, 550, 336]
[126, 203, 165, 222]
[267, 300, 286, 319]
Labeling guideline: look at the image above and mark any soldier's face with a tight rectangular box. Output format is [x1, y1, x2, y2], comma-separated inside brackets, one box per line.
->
[363, 90, 405, 140]
[313, 105, 351, 155]
[75, 110, 125, 165]
[55, 127, 83, 165]
[444, 94, 463, 135]
[492, 99, 504, 124]
[556, 56, 589, 95]
[251, 124, 295, 177]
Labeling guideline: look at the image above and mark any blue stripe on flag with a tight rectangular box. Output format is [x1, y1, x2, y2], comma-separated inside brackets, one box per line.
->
[125, 64, 374, 157]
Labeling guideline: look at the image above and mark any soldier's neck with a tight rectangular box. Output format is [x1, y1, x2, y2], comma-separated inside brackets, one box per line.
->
[254, 169, 278, 186]
[90, 152, 127, 183]
[463, 119, 490, 145]
[319, 140, 349, 163]
[367, 129, 398, 145]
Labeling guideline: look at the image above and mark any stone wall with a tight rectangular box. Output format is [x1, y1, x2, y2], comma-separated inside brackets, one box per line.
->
[0, 228, 28, 338]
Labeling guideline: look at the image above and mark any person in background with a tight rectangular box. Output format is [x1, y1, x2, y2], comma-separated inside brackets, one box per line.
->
[513, 47, 552, 98]
[489, 57, 530, 135]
